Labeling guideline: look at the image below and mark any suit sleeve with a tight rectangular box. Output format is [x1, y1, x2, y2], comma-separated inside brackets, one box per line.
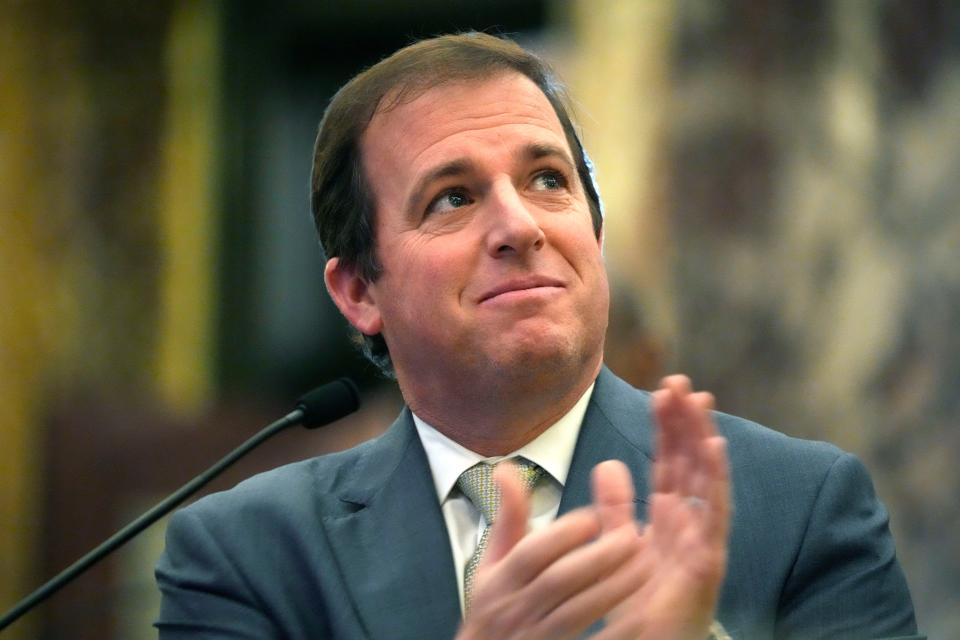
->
[154, 507, 280, 639]
[776, 453, 924, 640]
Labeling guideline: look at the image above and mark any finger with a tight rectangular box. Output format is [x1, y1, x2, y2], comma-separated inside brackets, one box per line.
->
[483, 462, 531, 568]
[654, 374, 691, 457]
[653, 375, 691, 451]
[649, 492, 681, 550]
[690, 391, 716, 436]
[675, 392, 718, 497]
[546, 532, 655, 640]
[594, 525, 656, 623]
[652, 389, 681, 493]
[690, 390, 715, 411]
[661, 373, 693, 397]
[687, 430, 725, 504]
[653, 375, 695, 493]
[591, 460, 636, 532]
[666, 379, 709, 443]
[482, 507, 602, 593]
[703, 436, 731, 545]
[522, 524, 640, 628]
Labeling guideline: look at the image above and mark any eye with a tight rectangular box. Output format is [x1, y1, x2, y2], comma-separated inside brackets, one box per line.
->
[531, 170, 567, 191]
[426, 188, 473, 216]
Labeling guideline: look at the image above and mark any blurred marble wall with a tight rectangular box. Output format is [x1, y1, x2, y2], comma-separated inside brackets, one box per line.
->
[570, 1, 958, 636]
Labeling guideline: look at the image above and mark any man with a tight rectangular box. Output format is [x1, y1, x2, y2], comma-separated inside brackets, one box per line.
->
[156, 33, 921, 639]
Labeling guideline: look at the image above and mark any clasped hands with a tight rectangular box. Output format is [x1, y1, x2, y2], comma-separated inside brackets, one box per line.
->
[457, 376, 731, 640]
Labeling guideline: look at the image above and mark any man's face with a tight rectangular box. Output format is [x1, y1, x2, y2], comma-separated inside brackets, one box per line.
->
[337, 72, 609, 389]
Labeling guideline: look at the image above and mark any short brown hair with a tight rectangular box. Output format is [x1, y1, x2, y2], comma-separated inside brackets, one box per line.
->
[310, 31, 602, 375]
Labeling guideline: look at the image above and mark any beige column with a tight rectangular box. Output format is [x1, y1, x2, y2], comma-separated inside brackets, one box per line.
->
[0, 8, 54, 638]
[563, 0, 678, 353]
[155, 0, 223, 415]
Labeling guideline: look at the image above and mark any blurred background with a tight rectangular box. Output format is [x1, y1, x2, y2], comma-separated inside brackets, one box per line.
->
[1, 1, 957, 638]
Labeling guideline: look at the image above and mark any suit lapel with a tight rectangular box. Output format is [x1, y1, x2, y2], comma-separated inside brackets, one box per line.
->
[555, 368, 657, 637]
[559, 367, 655, 520]
[319, 368, 652, 638]
[321, 409, 461, 640]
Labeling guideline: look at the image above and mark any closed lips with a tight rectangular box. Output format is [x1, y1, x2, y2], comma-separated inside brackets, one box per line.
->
[478, 278, 565, 303]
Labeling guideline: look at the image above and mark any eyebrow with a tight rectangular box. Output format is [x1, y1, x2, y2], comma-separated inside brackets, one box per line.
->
[404, 142, 578, 215]
[523, 142, 576, 172]
[406, 159, 475, 215]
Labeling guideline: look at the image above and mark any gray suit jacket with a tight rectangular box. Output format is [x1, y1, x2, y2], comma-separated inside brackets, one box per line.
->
[155, 368, 921, 639]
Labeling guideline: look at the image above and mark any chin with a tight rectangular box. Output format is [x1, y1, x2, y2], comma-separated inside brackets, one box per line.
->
[487, 330, 597, 383]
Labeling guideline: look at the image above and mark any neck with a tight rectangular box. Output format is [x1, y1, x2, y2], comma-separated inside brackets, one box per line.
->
[398, 356, 602, 456]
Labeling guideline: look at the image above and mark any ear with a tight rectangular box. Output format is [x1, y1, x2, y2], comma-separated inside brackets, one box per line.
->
[324, 257, 384, 336]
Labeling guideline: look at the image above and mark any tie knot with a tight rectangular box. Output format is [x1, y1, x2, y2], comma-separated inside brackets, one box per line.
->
[456, 458, 543, 523]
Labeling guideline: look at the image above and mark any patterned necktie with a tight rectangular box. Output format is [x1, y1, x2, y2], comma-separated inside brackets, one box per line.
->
[456, 458, 544, 612]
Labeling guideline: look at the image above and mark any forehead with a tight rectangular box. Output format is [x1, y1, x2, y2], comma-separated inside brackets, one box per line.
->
[360, 72, 572, 194]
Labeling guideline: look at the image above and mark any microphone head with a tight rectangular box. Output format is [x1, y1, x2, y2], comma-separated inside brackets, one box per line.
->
[296, 378, 361, 428]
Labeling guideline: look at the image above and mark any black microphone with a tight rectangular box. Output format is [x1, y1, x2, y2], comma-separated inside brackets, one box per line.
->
[0, 378, 360, 631]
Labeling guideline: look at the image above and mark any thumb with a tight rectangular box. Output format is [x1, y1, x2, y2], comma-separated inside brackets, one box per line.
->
[591, 459, 636, 532]
[481, 462, 531, 568]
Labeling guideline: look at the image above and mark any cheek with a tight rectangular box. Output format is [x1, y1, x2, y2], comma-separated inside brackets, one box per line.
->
[382, 240, 473, 310]
[551, 222, 604, 273]
[420, 232, 476, 275]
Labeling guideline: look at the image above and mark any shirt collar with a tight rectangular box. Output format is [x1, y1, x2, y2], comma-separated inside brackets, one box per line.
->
[413, 382, 595, 504]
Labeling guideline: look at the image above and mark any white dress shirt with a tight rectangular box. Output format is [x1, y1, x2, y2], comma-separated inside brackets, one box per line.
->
[413, 383, 595, 613]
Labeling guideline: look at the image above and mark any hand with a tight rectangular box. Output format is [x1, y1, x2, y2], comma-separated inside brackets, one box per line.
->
[594, 374, 730, 640]
[456, 464, 641, 640]
[457, 375, 730, 640]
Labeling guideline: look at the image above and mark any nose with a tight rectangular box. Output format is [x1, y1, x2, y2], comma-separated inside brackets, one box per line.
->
[484, 182, 545, 258]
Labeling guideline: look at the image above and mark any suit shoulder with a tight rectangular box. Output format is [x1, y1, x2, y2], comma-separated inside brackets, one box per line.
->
[594, 367, 848, 478]
[710, 410, 875, 519]
[177, 435, 381, 525]
[714, 410, 846, 470]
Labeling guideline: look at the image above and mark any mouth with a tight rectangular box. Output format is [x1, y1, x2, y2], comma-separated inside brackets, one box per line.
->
[478, 276, 566, 304]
